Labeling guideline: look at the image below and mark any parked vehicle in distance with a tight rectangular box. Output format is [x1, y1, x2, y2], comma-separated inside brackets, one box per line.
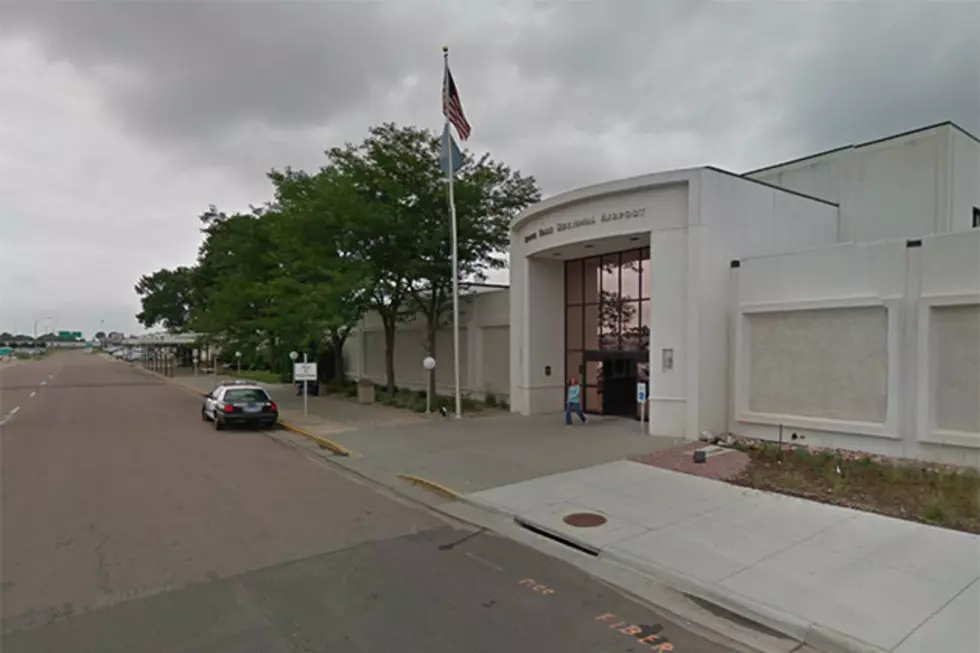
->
[201, 381, 278, 431]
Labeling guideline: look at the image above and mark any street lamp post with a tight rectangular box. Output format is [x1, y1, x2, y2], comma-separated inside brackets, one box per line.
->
[235, 350, 242, 377]
[422, 356, 436, 414]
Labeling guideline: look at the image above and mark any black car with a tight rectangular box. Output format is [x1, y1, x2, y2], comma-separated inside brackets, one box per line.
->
[202, 383, 278, 430]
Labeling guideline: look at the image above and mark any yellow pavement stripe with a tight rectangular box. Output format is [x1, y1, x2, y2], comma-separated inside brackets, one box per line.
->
[279, 422, 352, 457]
[396, 474, 461, 501]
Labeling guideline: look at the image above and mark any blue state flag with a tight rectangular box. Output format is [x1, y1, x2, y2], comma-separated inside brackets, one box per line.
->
[440, 123, 463, 175]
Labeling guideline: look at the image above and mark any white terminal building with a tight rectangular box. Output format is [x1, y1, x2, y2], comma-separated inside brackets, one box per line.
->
[347, 121, 980, 466]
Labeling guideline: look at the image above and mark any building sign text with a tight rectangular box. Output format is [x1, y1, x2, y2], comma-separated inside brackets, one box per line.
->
[524, 207, 647, 244]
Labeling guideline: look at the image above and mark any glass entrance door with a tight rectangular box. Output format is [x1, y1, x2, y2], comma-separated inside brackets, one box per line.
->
[583, 350, 646, 418]
[601, 356, 637, 417]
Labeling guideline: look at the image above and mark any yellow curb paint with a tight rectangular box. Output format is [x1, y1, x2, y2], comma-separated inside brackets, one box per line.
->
[396, 474, 461, 501]
[280, 422, 353, 457]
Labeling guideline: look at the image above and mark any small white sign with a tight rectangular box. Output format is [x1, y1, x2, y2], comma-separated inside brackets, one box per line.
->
[293, 362, 317, 381]
[636, 382, 647, 403]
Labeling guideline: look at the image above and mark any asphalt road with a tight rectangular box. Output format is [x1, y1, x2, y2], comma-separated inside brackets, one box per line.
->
[1, 352, 740, 653]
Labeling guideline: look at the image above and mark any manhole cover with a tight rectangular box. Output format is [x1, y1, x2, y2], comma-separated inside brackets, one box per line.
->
[563, 512, 607, 528]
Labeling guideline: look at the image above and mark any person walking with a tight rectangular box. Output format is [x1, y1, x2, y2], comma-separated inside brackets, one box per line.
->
[565, 376, 587, 425]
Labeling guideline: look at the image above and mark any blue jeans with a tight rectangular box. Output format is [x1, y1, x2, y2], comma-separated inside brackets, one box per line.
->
[565, 402, 586, 425]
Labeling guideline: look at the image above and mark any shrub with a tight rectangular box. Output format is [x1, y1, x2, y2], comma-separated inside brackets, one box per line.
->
[484, 392, 498, 408]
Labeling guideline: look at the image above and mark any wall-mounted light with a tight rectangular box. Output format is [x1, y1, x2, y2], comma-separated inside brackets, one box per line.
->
[629, 236, 640, 242]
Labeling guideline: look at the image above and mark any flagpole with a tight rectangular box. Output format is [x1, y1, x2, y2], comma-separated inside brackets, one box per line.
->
[443, 45, 462, 420]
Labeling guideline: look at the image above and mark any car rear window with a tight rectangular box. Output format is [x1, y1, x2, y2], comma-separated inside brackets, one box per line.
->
[223, 388, 271, 403]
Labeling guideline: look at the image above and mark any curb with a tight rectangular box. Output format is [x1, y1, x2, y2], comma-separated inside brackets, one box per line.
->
[138, 367, 355, 458]
[464, 495, 886, 653]
[279, 422, 352, 457]
[396, 474, 461, 501]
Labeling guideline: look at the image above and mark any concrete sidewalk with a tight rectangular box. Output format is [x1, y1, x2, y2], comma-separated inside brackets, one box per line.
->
[166, 369, 682, 495]
[465, 460, 980, 653]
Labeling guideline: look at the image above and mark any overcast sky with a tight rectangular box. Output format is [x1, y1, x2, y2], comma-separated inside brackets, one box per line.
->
[0, 1, 977, 337]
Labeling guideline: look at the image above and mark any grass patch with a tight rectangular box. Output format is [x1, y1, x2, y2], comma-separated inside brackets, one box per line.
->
[731, 442, 980, 533]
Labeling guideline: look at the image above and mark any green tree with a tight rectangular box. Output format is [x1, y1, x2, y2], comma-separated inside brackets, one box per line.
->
[265, 167, 376, 380]
[326, 123, 540, 395]
[190, 206, 280, 345]
[134, 266, 198, 331]
[325, 125, 428, 393]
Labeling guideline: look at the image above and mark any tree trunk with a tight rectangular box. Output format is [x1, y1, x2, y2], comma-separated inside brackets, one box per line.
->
[330, 332, 347, 382]
[382, 317, 396, 396]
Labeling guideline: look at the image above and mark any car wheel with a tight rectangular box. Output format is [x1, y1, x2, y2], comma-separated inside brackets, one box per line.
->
[201, 407, 210, 421]
[214, 415, 224, 431]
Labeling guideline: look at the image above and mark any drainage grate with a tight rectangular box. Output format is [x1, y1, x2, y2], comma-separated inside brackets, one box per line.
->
[563, 512, 608, 528]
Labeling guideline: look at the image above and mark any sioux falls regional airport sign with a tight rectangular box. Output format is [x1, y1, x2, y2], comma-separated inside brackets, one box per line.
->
[523, 207, 647, 244]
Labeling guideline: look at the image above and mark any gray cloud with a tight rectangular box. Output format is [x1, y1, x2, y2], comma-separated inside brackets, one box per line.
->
[0, 2, 436, 141]
[0, 1, 976, 336]
[3, 1, 975, 187]
[775, 2, 980, 152]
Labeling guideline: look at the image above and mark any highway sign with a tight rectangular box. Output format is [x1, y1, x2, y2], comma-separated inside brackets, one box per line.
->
[293, 362, 317, 382]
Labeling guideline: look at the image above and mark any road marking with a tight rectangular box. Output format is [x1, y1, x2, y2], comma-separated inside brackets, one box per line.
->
[30, 391, 36, 398]
[40, 381, 46, 386]
[595, 613, 673, 651]
[48, 374, 53, 379]
[465, 552, 504, 572]
[519, 578, 556, 595]
[10, 406, 19, 415]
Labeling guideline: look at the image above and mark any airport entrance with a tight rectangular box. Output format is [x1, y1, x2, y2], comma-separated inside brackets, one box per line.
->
[564, 248, 650, 417]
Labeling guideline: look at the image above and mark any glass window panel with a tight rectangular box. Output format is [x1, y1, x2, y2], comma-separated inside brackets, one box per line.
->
[621, 250, 641, 300]
[565, 350, 583, 382]
[565, 306, 583, 351]
[640, 248, 651, 300]
[565, 259, 583, 305]
[599, 296, 622, 350]
[584, 304, 600, 350]
[583, 257, 601, 304]
[637, 361, 650, 383]
[639, 300, 651, 351]
[585, 360, 602, 387]
[601, 254, 620, 301]
[585, 386, 602, 414]
[620, 300, 642, 351]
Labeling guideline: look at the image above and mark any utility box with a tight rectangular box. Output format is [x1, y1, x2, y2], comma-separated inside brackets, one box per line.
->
[357, 378, 375, 404]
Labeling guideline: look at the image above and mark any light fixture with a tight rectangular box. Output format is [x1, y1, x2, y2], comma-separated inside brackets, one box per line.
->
[629, 236, 640, 242]
[584, 244, 594, 249]
[552, 252, 561, 256]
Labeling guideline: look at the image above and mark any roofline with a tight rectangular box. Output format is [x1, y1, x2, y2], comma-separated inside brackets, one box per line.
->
[463, 282, 510, 290]
[704, 166, 839, 208]
[949, 121, 980, 145]
[512, 167, 700, 232]
[743, 120, 978, 176]
[512, 164, 839, 232]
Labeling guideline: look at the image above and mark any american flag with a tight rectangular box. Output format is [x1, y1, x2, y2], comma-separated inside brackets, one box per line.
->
[442, 66, 471, 141]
